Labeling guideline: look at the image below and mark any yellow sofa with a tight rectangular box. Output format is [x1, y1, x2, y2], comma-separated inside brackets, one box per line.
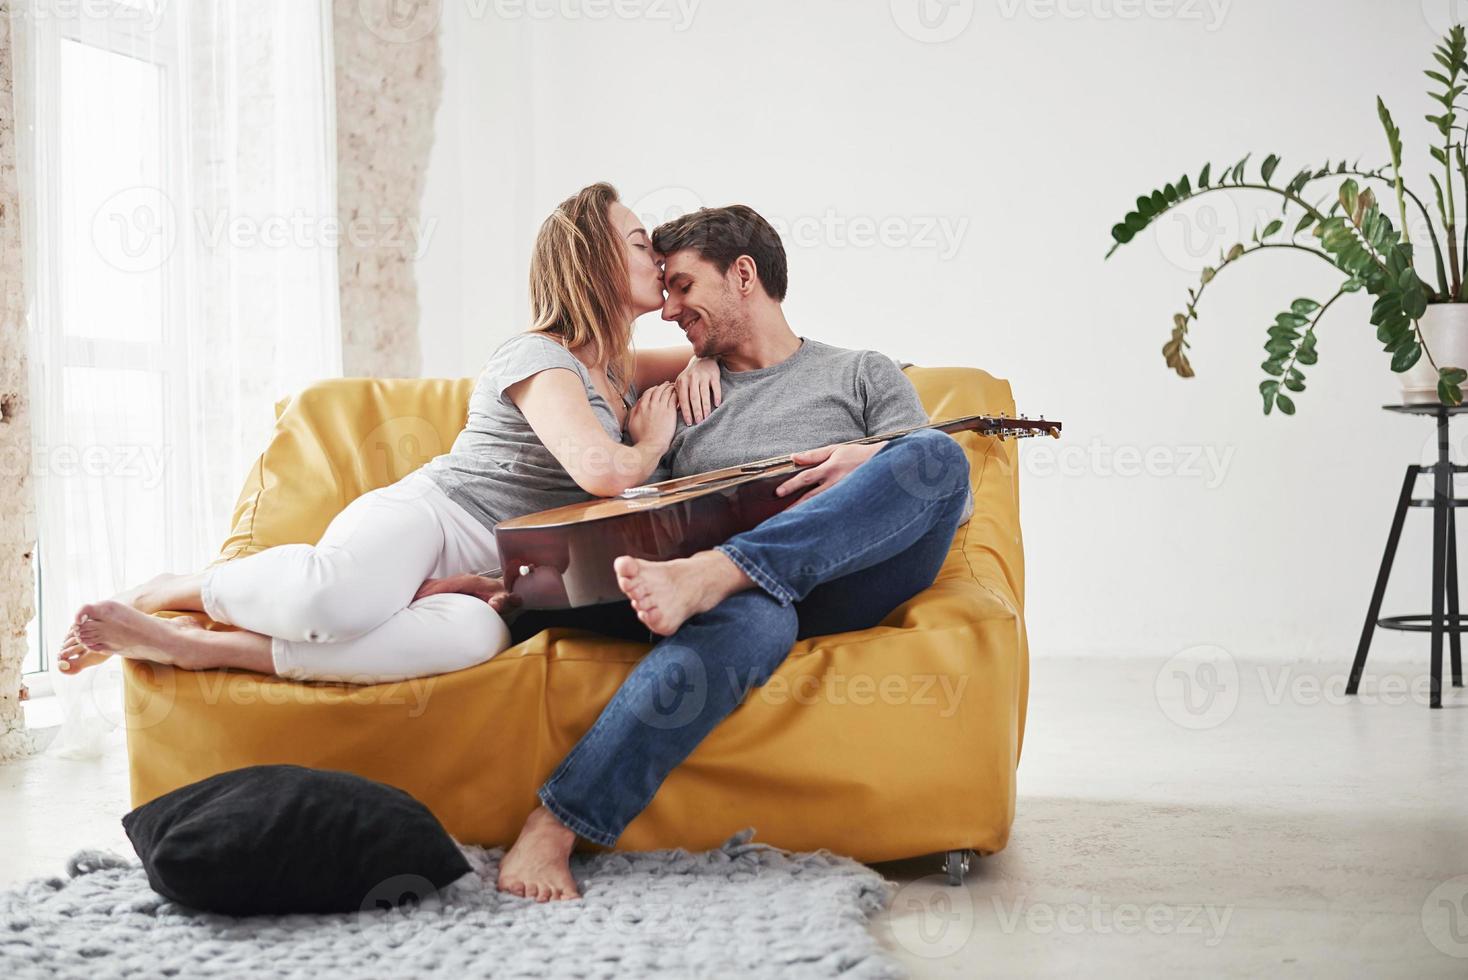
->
[124, 367, 1029, 863]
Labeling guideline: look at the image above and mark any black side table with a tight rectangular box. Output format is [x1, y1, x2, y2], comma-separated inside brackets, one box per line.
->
[1349, 404, 1468, 709]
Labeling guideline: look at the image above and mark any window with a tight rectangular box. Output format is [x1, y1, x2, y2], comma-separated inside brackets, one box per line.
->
[22, 1, 188, 673]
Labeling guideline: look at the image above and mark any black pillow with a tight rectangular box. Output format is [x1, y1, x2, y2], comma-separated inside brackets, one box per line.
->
[122, 765, 472, 916]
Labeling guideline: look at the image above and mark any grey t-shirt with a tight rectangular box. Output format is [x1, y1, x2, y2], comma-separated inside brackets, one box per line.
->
[660, 338, 929, 478]
[421, 332, 635, 531]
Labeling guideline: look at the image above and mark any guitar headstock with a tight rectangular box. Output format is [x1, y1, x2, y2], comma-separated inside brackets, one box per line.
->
[940, 413, 1062, 441]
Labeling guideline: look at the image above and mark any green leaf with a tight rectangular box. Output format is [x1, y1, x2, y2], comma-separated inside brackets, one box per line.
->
[1199, 162, 1211, 188]
[1260, 359, 1285, 376]
[1259, 380, 1279, 396]
[1439, 378, 1464, 406]
[1340, 179, 1360, 215]
[1391, 343, 1423, 372]
[1262, 219, 1283, 238]
[1262, 154, 1279, 184]
[1291, 298, 1322, 315]
[1226, 243, 1245, 261]
[1112, 223, 1135, 244]
[1276, 393, 1296, 415]
[1284, 377, 1306, 392]
[1295, 213, 1316, 235]
[1443, 366, 1468, 385]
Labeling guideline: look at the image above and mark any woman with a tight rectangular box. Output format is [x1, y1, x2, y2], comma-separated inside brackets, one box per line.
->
[59, 182, 719, 683]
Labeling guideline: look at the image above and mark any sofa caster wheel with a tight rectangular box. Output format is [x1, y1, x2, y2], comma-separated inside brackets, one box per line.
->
[943, 849, 971, 887]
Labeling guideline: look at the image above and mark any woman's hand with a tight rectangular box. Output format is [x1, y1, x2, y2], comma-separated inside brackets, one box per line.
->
[626, 382, 678, 451]
[673, 357, 722, 424]
[413, 574, 522, 614]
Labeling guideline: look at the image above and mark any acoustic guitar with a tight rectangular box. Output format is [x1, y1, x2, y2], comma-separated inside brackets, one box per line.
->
[494, 413, 1061, 609]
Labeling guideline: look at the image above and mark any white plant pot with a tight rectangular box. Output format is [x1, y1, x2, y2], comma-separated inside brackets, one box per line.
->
[1401, 303, 1468, 403]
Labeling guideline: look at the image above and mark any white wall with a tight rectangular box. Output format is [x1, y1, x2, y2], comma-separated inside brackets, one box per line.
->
[419, 0, 1468, 664]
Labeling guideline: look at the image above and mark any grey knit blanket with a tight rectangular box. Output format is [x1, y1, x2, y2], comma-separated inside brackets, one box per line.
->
[0, 829, 901, 979]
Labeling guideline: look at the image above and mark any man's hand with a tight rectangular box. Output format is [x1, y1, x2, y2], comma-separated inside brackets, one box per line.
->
[775, 442, 883, 505]
[413, 574, 523, 614]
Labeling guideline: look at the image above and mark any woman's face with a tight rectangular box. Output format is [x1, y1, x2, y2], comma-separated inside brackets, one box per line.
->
[611, 202, 666, 317]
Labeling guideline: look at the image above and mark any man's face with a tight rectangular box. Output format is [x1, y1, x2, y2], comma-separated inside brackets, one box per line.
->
[660, 250, 748, 358]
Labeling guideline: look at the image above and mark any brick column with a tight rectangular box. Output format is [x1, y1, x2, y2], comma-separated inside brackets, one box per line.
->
[333, 0, 444, 378]
[0, 0, 37, 762]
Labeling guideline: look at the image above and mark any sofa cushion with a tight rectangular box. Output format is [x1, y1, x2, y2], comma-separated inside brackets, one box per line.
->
[122, 764, 472, 915]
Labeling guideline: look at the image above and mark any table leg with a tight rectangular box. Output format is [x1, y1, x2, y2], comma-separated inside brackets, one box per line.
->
[1431, 411, 1448, 709]
[1348, 466, 1419, 696]
[1451, 507, 1463, 688]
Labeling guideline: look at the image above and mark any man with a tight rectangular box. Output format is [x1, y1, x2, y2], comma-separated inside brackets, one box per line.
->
[495, 205, 974, 901]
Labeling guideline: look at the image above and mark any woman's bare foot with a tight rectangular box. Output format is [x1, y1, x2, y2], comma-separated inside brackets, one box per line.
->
[497, 806, 581, 902]
[108, 572, 204, 615]
[56, 624, 112, 674]
[58, 615, 207, 674]
[74, 601, 212, 670]
[613, 551, 752, 636]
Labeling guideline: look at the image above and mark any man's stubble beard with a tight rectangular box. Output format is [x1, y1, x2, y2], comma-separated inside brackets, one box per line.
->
[698, 292, 750, 359]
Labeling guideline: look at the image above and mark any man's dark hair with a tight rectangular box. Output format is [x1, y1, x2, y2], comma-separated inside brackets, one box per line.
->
[652, 205, 788, 302]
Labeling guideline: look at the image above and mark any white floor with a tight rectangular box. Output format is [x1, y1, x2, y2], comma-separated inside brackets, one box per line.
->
[4, 655, 1467, 978]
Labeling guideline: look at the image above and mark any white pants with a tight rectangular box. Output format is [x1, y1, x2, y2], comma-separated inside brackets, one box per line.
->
[201, 472, 510, 683]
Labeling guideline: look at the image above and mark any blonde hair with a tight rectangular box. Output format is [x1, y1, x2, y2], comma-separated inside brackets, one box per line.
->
[528, 182, 635, 393]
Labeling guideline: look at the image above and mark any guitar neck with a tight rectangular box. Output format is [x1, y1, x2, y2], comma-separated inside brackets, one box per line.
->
[732, 413, 1062, 475]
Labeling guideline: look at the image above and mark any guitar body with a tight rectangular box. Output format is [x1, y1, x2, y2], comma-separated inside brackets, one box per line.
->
[493, 412, 1060, 609]
[495, 467, 803, 608]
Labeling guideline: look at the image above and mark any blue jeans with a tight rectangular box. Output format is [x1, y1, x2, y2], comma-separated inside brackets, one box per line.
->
[535, 428, 971, 846]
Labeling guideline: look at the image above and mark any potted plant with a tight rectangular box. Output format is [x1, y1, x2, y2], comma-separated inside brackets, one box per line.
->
[1107, 27, 1468, 411]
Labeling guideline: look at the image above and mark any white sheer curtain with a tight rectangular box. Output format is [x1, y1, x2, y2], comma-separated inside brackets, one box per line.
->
[12, 0, 342, 756]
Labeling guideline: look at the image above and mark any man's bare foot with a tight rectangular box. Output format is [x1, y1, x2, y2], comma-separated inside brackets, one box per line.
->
[73, 601, 211, 670]
[497, 806, 581, 902]
[613, 551, 753, 636]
